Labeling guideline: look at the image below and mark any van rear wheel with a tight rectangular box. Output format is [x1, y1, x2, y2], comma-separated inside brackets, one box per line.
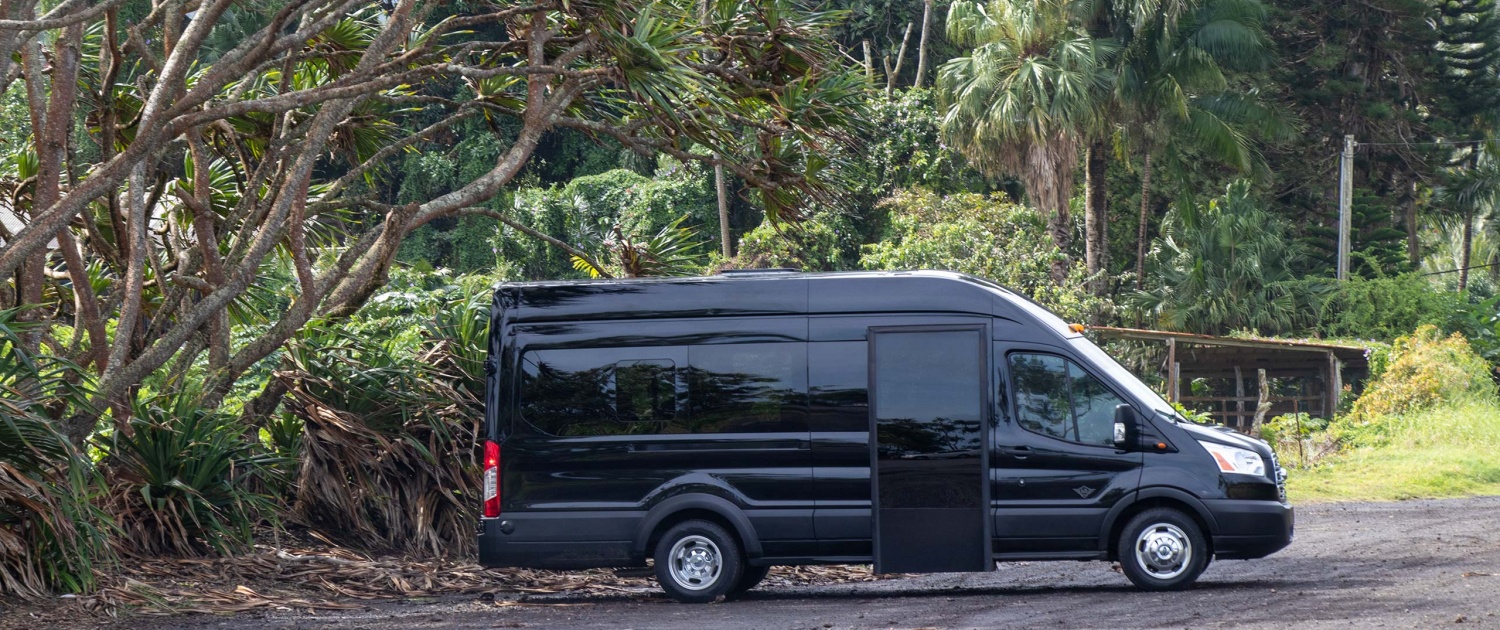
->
[1118, 508, 1208, 591]
[653, 520, 744, 603]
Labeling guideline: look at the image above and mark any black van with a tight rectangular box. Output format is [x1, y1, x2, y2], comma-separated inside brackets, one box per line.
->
[478, 270, 1292, 603]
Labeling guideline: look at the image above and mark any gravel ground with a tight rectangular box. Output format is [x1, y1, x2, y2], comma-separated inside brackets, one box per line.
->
[25, 496, 1500, 629]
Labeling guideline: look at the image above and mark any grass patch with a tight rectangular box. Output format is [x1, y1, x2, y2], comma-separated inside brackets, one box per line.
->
[1287, 400, 1500, 503]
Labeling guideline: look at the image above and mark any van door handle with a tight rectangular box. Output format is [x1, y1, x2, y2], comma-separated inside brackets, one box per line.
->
[1000, 446, 1032, 459]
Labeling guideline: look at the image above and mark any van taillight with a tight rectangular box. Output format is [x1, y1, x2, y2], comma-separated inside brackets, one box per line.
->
[483, 440, 501, 518]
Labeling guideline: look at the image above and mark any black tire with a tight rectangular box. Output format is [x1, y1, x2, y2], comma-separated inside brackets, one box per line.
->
[729, 565, 771, 597]
[1118, 508, 1209, 591]
[653, 520, 744, 603]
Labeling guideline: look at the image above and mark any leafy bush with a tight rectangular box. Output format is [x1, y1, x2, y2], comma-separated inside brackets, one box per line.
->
[1316, 274, 1464, 341]
[0, 309, 110, 597]
[1447, 294, 1500, 374]
[1346, 325, 1495, 422]
[1261, 413, 1330, 444]
[860, 188, 1111, 323]
[736, 217, 844, 271]
[1130, 181, 1327, 336]
[103, 390, 279, 557]
[279, 291, 486, 557]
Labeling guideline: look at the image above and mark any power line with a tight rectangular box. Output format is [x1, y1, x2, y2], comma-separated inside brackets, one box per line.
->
[1356, 139, 1489, 147]
[1421, 260, 1500, 276]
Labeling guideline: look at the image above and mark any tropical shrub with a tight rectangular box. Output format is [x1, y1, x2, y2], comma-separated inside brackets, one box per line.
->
[1347, 326, 1495, 422]
[0, 310, 108, 596]
[860, 188, 1111, 322]
[1130, 180, 1328, 336]
[1316, 274, 1464, 341]
[278, 290, 487, 557]
[736, 216, 845, 271]
[102, 390, 279, 557]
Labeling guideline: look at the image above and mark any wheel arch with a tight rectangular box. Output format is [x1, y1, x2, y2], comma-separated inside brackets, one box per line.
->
[633, 494, 763, 561]
[1100, 487, 1219, 560]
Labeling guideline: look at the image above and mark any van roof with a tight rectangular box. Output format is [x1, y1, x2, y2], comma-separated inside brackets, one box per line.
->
[493, 270, 1078, 337]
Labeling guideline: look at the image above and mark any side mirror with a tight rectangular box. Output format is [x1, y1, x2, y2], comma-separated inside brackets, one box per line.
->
[1113, 404, 1137, 449]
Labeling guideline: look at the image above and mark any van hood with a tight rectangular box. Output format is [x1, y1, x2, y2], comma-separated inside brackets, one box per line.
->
[1170, 417, 1274, 457]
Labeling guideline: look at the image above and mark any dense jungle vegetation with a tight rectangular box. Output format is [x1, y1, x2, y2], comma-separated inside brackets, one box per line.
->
[2, 0, 1500, 601]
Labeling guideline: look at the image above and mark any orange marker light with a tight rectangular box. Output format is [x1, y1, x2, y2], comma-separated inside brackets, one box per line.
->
[1068, 323, 1087, 333]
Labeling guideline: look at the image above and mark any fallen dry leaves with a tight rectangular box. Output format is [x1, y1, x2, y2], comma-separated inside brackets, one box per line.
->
[75, 545, 883, 617]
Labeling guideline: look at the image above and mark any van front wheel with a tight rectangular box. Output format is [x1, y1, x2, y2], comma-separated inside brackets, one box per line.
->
[1118, 508, 1208, 591]
[653, 520, 744, 603]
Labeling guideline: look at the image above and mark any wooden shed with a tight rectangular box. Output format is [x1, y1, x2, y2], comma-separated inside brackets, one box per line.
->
[1089, 326, 1372, 431]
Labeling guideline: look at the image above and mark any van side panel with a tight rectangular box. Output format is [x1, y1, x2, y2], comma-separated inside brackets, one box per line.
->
[500, 315, 815, 561]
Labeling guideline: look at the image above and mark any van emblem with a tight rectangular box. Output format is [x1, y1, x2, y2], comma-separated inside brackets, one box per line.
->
[1073, 486, 1096, 498]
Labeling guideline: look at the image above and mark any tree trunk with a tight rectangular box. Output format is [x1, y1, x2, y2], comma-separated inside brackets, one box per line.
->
[885, 22, 913, 97]
[716, 160, 732, 258]
[1047, 209, 1072, 285]
[1135, 153, 1153, 289]
[1084, 142, 1108, 295]
[1404, 183, 1419, 267]
[1460, 207, 1474, 292]
[862, 40, 874, 83]
[914, 0, 933, 89]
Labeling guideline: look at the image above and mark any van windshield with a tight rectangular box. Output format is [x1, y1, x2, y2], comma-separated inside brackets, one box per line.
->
[1066, 336, 1176, 418]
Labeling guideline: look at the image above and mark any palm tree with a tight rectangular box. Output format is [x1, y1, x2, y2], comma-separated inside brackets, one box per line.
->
[1128, 180, 1323, 335]
[938, 0, 1118, 284]
[1091, 0, 1291, 287]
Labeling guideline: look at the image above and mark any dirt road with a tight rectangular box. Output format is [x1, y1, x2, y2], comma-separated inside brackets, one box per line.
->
[92, 496, 1500, 628]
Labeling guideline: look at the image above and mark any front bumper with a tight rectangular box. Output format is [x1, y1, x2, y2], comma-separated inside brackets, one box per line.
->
[1204, 499, 1294, 560]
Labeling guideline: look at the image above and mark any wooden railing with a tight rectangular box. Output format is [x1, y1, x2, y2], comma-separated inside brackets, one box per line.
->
[1177, 395, 1326, 433]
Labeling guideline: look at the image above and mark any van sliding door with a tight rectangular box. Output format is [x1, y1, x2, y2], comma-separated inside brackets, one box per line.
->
[869, 326, 991, 573]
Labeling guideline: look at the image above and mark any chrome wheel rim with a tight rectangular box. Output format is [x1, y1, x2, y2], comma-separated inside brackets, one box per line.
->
[1134, 523, 1192, 580]
[668, 535, 722, 591]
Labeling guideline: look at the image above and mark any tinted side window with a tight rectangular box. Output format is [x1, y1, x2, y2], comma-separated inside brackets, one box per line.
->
[519, 349, 616, 436]
[616, 360, 676, 423]
[808, 341, 867, 432]
[685, 343, 807, 433]
[1008, 353, 1123, 447]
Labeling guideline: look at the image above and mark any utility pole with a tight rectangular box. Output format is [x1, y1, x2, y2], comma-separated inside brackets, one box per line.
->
[1337, 134, 1355, 281]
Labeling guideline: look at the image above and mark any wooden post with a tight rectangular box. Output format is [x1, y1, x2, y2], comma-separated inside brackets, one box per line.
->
[1327, 351, 1341, 419]
[1166, 338, 1177, 403]
[1253, 368, 1271, 432]
[1234, 365, 1245, 429]
[1173, 362, 1181, 405]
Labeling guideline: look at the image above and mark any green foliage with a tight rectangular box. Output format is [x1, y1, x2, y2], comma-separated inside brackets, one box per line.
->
[1171, 402, 1215, 425]
[1130, 180, 1327, 335]
[1347, 325, 1495, 421]
[736, 217, 845, 271]
[0, 310, 108, 597]
[939, 0, 1116, 225]
[859, 90, 990, 197]
[1304, 190, 1412, 278]
[278, 286, 487, 557]
[1316, 274, 1465, 340]
[1288, 399, 1500, 502]
[503, 162, 718, 279]
[1448, 294, 1500, 370]
[574, 216, 709, 278]
[1260, 412, 1329, 445]
[103, 390, 279, 557]
[860, 188, 1111, 322]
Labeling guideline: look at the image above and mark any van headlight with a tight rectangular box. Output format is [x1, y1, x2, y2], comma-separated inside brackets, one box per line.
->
[1200, 441, 1266, 477]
